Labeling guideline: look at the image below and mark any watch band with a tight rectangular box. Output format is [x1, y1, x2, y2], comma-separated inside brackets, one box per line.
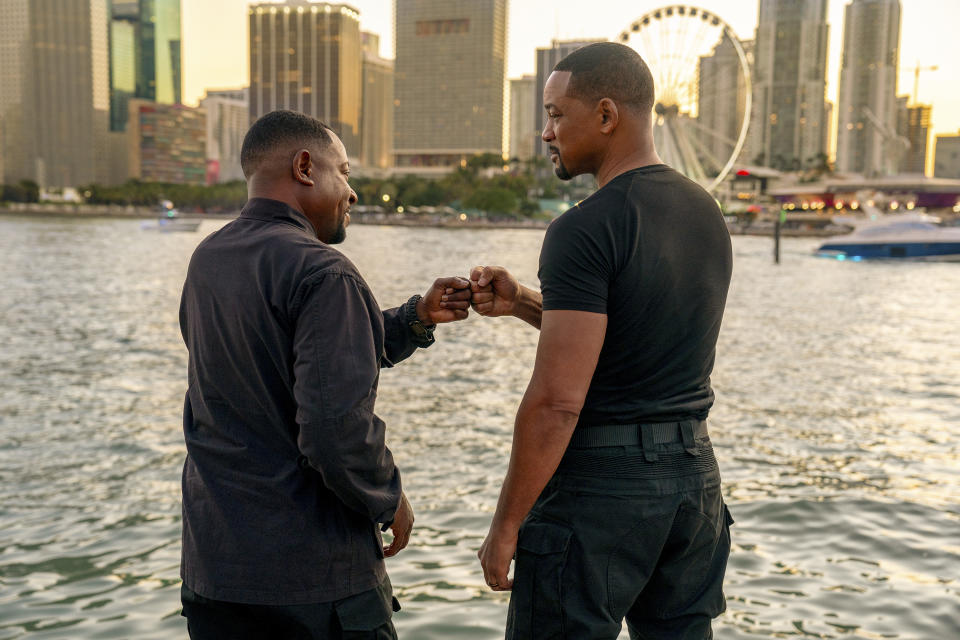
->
[404, 294, 435, 347]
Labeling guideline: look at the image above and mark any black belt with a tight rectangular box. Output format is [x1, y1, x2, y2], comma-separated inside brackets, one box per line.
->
[568, 419, 708, 461]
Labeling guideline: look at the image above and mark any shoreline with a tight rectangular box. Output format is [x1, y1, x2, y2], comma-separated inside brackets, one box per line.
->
[0, 205, 552, 230]
[0, 204, 849, 237]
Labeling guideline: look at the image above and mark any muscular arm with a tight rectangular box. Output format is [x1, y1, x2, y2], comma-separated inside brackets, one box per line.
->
[478, 309, 607, 589]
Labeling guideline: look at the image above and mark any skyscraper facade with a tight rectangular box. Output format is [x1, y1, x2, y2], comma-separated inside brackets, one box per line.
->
[509, 75, 536, 161]
[200, 89, 249, 183]
[110, 9, 137, 132]
[109, 0, 182, 132]
[895, 100, 930, 175]
[836, 0, 901, 176]
[139, 0, 182, 104]
[394, 0, 507, 172]
[533, 39, 604, 159]
[0, 0, 111, 188]
[248, 1, 363, 158]
[360, 32, 393, 170]
[748, 0, 829, 171]
[697, 38, 753, 173]
[933, 133, 960, 180]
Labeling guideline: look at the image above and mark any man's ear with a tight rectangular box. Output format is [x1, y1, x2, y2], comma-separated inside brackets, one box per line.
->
[598, 98, 619, 134]
[292, 149, 314, 186]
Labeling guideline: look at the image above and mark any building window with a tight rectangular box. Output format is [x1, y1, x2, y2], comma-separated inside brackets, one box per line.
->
[416, 19, 469, 36]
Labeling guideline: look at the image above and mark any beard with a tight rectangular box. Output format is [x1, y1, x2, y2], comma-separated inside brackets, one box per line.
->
[549, 147, 573, 181]
[328, 217, 347, 244]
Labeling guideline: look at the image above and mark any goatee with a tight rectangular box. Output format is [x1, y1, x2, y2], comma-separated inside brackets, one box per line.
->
[549, 147, 573, 181]
[329, 220, 347, 244]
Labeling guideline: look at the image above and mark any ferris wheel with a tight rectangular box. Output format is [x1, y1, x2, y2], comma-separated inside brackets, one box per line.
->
[617, 5, 751, 192]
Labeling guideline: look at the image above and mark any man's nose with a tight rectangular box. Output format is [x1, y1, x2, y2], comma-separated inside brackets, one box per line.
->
[542, 122, 554, 142]
[349, 189, 358, 205]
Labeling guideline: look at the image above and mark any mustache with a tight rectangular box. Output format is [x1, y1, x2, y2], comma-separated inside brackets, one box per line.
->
[548, 146, 560, 155]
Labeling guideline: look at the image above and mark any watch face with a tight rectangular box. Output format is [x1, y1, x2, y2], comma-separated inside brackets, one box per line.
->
[410, 322, 429, 339]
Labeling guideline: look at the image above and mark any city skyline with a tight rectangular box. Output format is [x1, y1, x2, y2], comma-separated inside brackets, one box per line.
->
[183, 0, 960, 149]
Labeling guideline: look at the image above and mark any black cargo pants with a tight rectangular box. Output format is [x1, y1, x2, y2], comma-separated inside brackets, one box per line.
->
[181, 575, 399, 639]
[506, 422, 733, 640]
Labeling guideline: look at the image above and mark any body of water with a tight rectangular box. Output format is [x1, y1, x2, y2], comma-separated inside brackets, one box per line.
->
[1, 215, 958, 639]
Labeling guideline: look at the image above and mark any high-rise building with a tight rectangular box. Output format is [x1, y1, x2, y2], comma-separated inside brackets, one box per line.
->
[360, 31, 393, 170]
[0, 0, 111, 188]
[248, 1, 363, 159]
[509, 75, 536, 161]
[534, 40, 605, 159]
[933, 132, 960, 180]
[748, 0, 829, 171]
[127, 99, 206, 185]
[110, 4, 137, 132]
[200, 88, 249, 184]
[836, 0, 901, 176]
[109, 0, 182, 132]
[896, 100, 931, 175]
[697, 38, 753, 173]
[394, 0, 507, 172]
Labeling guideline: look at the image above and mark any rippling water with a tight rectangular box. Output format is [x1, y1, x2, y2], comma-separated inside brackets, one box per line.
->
[1, 215, 958, 639]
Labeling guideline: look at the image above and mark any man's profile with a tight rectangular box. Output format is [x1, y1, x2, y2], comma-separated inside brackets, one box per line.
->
[473, 42, 734, 639]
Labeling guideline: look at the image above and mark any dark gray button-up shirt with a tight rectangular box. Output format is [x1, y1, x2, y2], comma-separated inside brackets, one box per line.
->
[179, 198, 419, 605]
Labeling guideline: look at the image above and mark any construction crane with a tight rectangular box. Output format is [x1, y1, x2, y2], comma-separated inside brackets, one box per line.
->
[900, 62, 938, 104]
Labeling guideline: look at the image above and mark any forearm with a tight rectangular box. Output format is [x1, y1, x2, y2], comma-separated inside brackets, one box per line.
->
[489, 397, 578, 534]
[514, 285, 543, 329]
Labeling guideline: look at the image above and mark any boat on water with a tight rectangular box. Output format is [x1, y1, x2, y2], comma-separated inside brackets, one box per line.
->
[815, 213, 960, 262]
[140, 209, 201, 233]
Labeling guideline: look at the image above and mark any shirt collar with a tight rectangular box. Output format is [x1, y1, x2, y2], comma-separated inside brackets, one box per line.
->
[240, 198, 316, 236]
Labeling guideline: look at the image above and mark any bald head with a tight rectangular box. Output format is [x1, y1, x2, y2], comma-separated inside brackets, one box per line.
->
[240, 110, 333, 179]
[554, 42, 655, 115]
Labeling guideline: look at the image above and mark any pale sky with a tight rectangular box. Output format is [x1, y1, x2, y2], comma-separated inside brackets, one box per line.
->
[182, 0, 960, 143]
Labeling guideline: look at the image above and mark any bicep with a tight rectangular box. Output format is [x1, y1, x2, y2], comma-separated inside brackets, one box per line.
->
[525, 310, 607, 414]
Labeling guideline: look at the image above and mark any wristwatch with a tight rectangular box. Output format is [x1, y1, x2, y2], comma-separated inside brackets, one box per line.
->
[404, 294, 435, 347]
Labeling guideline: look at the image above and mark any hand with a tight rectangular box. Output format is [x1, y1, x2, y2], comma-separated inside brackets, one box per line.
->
[419, 277, 472, 324]
[478, 525, 517, 591]
[383, 492, 414, 557]
[469, 266, 521, 318]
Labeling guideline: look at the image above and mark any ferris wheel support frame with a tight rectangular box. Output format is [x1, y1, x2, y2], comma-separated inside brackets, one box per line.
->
[617, 5, 752, 192]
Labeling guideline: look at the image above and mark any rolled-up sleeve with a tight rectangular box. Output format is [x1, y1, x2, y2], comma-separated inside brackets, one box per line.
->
[291, 271, 401, 524]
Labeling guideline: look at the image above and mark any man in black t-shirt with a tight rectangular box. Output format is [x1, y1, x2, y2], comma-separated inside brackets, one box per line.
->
[471, 43, 734, 638]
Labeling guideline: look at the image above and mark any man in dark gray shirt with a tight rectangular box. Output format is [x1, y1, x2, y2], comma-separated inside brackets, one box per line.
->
[178, 110, 471, 638]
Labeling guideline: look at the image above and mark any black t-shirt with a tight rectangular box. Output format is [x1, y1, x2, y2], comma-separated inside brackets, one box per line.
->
[539, 165, 732, 424]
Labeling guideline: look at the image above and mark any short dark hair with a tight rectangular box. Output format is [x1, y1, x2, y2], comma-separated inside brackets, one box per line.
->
[553, 42, 655, 114]
[240, 110, 333, 178]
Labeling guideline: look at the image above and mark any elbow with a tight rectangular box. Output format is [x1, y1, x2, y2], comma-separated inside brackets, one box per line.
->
[520, 391, 584, 425]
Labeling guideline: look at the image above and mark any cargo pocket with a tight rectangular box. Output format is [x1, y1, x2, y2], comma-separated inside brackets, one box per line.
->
[334, 581, 397, 640]
[507, 521, 572, 640]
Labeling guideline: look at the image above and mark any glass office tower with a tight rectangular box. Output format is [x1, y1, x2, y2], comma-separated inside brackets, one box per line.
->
[109, 0, 181, 131]
[138, 0, 181, 105]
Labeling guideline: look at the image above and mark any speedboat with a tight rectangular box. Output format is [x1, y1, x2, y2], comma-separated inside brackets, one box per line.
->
[815, 213, 960, 261]
[140, 210, 201, 233]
